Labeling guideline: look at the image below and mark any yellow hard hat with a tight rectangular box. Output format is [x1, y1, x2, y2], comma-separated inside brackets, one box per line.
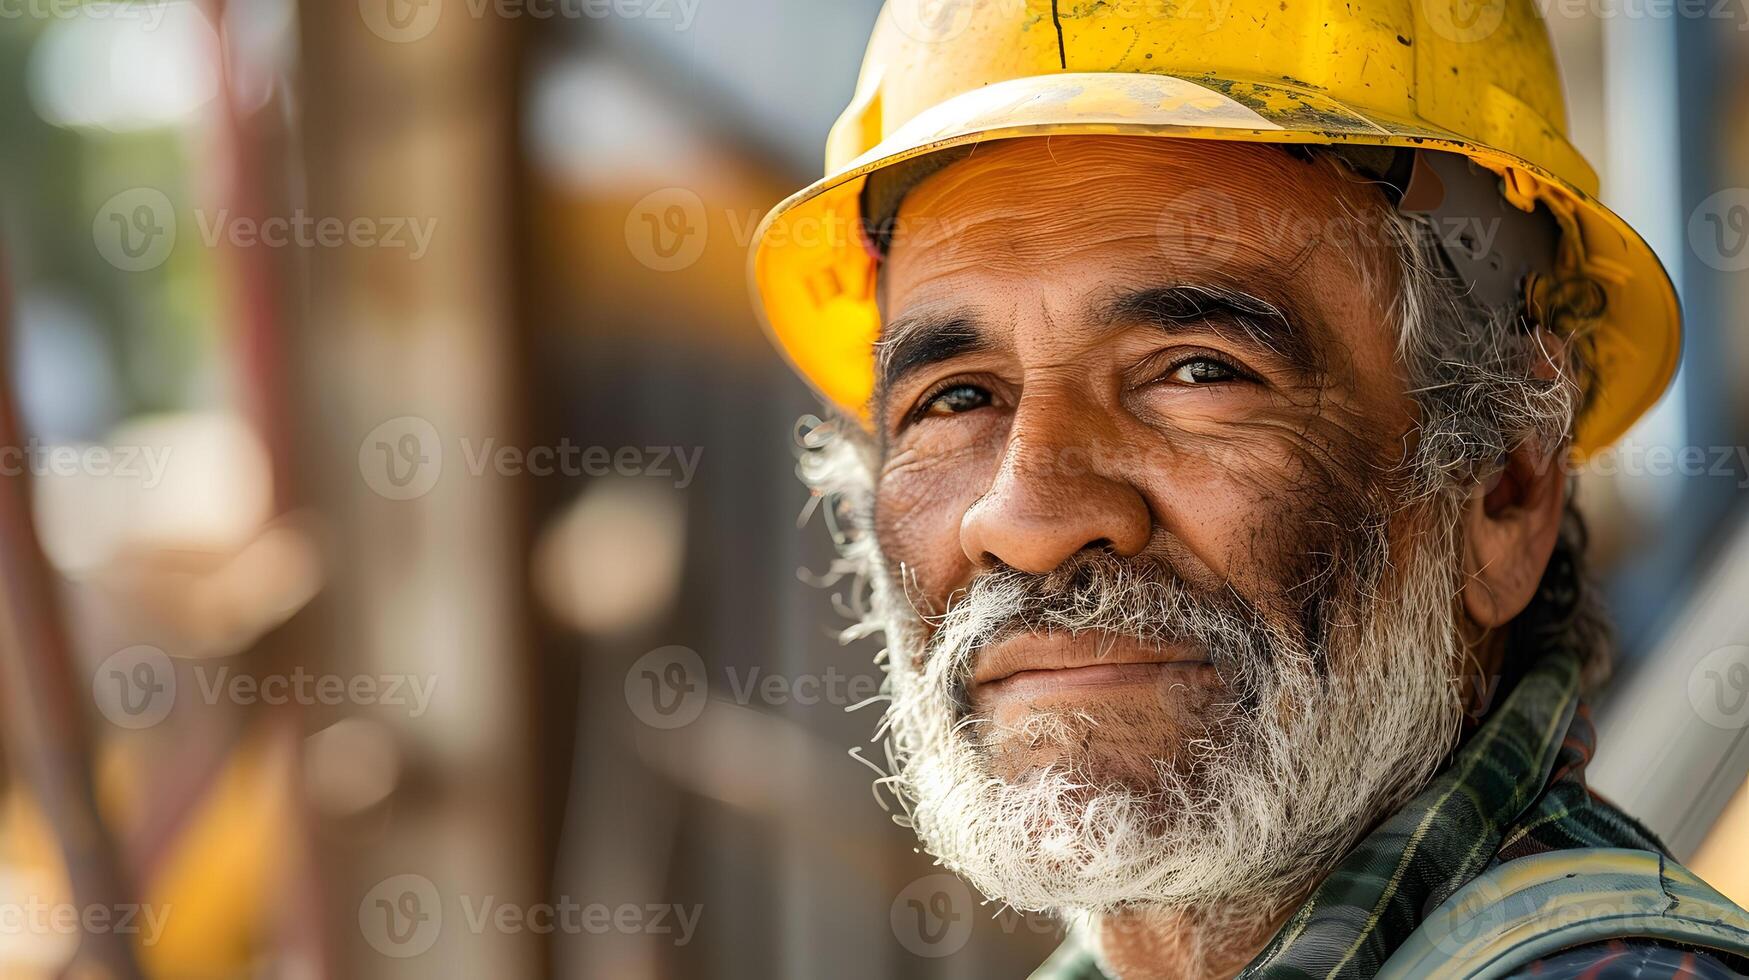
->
[749, 0, 1681, 456]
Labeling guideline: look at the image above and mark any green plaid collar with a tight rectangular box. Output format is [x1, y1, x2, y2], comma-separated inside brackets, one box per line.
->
[1034, 645, 1664, 979]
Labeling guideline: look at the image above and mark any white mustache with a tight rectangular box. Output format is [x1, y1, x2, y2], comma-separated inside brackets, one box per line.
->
[915, 555, 1290, 714]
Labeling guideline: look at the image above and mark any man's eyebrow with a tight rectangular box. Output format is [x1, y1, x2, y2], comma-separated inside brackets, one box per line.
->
[1101, 284, 1318, 371]
[874, 310, 990, 407]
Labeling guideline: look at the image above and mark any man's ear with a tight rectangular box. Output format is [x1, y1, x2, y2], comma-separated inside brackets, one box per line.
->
[1460, 441, 1568, 628]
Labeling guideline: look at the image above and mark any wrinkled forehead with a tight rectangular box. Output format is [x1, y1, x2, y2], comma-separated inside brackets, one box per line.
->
[876, 137, 1405, 369]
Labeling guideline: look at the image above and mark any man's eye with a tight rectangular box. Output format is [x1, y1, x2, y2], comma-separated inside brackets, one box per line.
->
[919, 384, 991, 418]
[1166, 357, 1241, 385]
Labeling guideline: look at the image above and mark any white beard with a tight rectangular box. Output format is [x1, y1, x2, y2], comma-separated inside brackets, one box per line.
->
[868, 508, 1469, 918]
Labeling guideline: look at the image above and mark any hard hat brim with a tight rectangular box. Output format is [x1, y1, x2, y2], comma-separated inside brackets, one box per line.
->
[750, 72, 1680, 459]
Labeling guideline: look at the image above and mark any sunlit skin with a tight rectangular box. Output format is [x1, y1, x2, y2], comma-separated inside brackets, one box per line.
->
[869, 137, 1568, 979]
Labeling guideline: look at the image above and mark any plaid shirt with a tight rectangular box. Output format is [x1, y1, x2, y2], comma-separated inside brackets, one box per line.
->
[1032, 644, 1749, 979]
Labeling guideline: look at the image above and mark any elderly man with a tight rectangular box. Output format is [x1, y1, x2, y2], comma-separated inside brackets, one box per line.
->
[752, 3, 1749, 978]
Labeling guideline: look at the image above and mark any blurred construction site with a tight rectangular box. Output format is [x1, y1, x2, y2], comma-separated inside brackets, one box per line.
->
[0, 1, 1746, 977]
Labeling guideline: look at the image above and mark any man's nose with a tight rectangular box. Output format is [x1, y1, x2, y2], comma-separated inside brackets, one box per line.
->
[958, 411, 1152, 574]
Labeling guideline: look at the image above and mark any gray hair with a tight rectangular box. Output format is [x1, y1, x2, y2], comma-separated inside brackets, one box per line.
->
[1370, 156, 1614, 687]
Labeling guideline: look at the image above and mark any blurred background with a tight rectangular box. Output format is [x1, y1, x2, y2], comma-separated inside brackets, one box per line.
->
[0, 1, 1745, 976]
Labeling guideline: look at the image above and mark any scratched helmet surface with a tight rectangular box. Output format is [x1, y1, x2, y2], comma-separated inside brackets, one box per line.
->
[749, 0, 1681, 457]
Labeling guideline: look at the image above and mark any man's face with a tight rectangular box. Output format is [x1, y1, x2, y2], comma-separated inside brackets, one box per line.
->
[865, 136, 1467, 913]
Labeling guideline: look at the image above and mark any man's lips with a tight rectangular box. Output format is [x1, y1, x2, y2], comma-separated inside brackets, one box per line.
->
[968, 632, 1214, 701]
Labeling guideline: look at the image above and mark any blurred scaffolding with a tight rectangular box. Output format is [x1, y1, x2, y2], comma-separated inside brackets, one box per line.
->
[0, 2, 1742, 978]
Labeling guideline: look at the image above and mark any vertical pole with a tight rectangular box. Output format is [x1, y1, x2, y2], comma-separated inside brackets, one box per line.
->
[291, 3, 542, 976]
[0, 253, 141, 979]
